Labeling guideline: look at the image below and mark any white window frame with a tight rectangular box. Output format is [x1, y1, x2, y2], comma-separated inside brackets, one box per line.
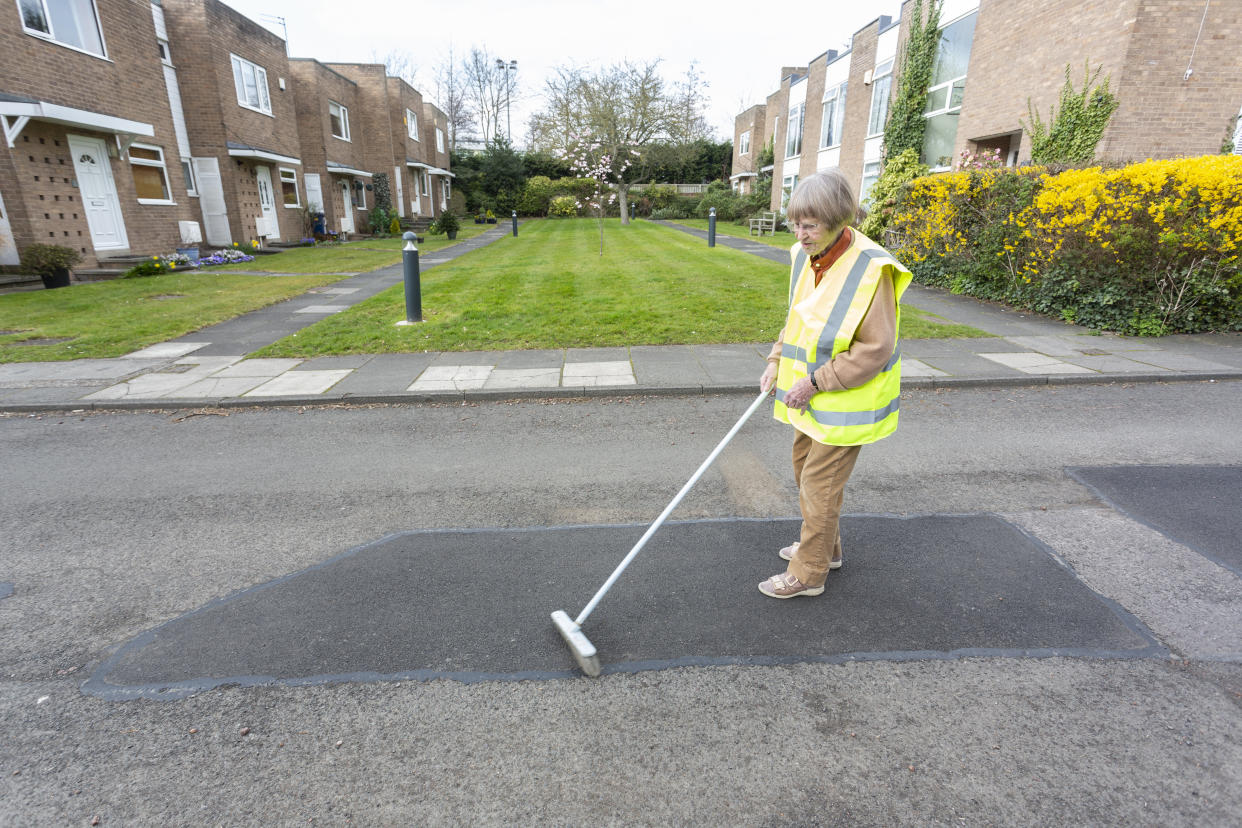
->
[820, 81, 847, 149]
[780, 174, 798, 212]
[442, 179, 451, 209]
[861, 160, 882, 205]
[329, 100, 351, 141]
[1234, 104, 1242, 155]
[421, 170, 430, 197]
[739, 130, 750, 156]
[785, 103, 803, 159]
[867, 59, 894, 138]
[921, 11, 978, 170]
[352, 179, 366, 211]
[407, 108, 419, 140]
[157, 38, 172, 66]
[279, 167, 300, 208]
[181, 160, 197, 197]
[18, 0, 107, 58]
[435, 127, 445, 154]
[129, 143, 174, 205]
[231, 53, 272, 115]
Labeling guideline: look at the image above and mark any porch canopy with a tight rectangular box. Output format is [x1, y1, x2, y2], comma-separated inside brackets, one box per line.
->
[225, 141, 300, 166]
[325, 161, 372, 178]
[1, 92, 153, 149]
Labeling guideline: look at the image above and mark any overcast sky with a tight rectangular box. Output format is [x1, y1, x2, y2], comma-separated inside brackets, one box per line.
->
[220, 0, 900, 146]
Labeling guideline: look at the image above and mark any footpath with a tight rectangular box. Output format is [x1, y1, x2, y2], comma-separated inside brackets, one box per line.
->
[2, 221, 1241, 412]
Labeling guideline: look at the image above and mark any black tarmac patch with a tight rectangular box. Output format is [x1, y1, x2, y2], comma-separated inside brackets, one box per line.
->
[1070, 465, 1242, 575]
[85, 515, 1158, 699]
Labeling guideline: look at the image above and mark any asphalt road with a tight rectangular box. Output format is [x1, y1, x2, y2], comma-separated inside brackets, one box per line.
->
[3, 381, 1242, 825]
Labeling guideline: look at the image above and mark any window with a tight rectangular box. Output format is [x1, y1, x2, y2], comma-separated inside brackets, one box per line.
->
[352, 179, 365, 210]
[1234, 105, 1242, 156]
[279, 168, 300, 207]
[435, 128, 445, 154]
[820, 81, 847, 148]
[781, 174, 798, 212]
[867, 59, 894, 137]
[157, 38, 171, 65]
[739, 130, 750, 156]
[129, 144, 172, 203]
[443, 179, 451, 207]
[785, 103, 804, 158]
[181, 160, 197, 197]
[19, 0, 105, 56]
[406, 108, 419, 140]
[329, 101, 350, 141]
[861, 160, 882, 204]
[921, 12, 978, 168]
[231, 54, 271, 114]
[421, 170, 430, 196]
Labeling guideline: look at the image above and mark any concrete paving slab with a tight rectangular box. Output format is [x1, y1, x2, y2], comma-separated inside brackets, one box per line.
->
[297, 355, 373, 371]
[1061, 354, 1170, 373]
[566, 347, 630, 363]
[163, 376, 269, 398]
[917, 353, 1026, 377]
[121, 342, 211, 359]
[330, 354, 436, 396]
[485, 368, 560, 389]
[494, 349, 563, 369]
[214, 358, 304, 377]
[83, 515, 1157, 698]
[84, 372, 204, 400]
[1003, 335, 1084, 357]
[563, 360, 633, 378]
[981, 352, 1097, 374]
[294, 305, 349, 314]
[0, 358, 159, 385]
[1069, 465, 1242, 576]
[0, 384, 108, 404]
[901, 358, 949, 378]
[631, 345, 704, 386]
[410, 365, 493, 391]
[1123, 351, 1238, 372]
[245, 370, 352, 397]
[314, 288, 361, 295]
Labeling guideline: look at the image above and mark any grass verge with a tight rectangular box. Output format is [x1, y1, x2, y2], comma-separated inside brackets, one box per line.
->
[667, 218, 796, 248]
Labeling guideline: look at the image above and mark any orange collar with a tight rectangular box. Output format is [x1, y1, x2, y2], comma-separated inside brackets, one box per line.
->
[810, 227, 853, 287]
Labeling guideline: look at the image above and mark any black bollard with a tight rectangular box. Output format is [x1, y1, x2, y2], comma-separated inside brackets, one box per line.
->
[512, 210, 518, 237]
[398, 231, 422, 325]
[708, 207, 717, 247]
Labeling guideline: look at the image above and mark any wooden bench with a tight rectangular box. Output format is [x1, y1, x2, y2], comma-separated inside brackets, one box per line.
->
[749, 211, 777, 236]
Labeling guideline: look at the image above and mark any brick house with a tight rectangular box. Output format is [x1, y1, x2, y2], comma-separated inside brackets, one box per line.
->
[288, 59, 370, 236]
[730, 104, 766, 194]
[161, 0, 304, 247]
[1, 0, 453, 278]
[739, 0, 1242, 213]
[1, 0, 204, 268]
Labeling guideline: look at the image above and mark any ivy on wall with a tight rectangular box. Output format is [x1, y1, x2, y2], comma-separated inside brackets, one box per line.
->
[1023, 63, 1119, 165]
[882, 0, 943, 162]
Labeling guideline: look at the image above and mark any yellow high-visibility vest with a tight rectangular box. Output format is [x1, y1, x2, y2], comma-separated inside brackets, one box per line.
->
[773, 231, 913, 446]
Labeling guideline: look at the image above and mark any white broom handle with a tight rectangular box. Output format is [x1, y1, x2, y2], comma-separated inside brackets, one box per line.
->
[575, 389, 771, 626]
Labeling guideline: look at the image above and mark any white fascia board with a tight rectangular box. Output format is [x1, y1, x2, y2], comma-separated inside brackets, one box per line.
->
[326, 164, 372, 178]
[428, 167, 455, 177]
[0, 99, 154, 137]
[228, 147, 302, 165]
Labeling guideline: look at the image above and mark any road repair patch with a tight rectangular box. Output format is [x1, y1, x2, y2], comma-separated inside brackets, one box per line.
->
[1069, 465, 1242, 576]
[84, 515, 1159, 699]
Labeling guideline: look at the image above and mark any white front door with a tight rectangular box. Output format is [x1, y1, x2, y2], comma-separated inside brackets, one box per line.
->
[339, 180, 354, 233]
[411, 173, 421, 215]
[255, 165, 280, 240]
[68, 135, 128, 251]
[192, 157, 231, 246]
[0, 186, 18, 265]
[394, 165, 404, 218]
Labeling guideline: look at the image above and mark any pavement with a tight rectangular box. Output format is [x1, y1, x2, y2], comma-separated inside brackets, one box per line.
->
[2, 220, 1241, 412]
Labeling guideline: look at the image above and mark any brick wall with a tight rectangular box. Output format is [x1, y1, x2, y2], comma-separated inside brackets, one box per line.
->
[732, 105, 765, 193]
[839, 22, 880, 195]
[1, 0, 202, 266]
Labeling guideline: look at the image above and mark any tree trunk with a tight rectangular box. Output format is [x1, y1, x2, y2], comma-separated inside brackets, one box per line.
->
[618, 186, 630, 226]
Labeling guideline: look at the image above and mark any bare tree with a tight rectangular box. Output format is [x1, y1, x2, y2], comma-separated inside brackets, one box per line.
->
[371, 48, 419, 88]
[461, 46, 515, 147]
[433, 45, 477, 153]
[528, 60, 684, 224]
[668, 61, 712, 145]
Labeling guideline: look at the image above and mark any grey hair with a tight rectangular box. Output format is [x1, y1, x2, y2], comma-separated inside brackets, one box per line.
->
[786, 170, 859, 232]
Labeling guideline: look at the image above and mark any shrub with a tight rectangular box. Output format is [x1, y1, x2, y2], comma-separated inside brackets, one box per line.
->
[518, 175, 556, 216]
[859, 148, 929, 241]
[888, 155, 1242, 334]
[1024, 63, 1119, 165]
[19, 243, 82, 274]
[549, 195, 578, 217]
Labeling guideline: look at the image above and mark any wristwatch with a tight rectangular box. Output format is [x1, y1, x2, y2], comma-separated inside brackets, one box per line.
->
[808, 372, 819, 390]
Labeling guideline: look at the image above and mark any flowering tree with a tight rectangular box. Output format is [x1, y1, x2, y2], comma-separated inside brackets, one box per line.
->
[564, 135, 633, 255]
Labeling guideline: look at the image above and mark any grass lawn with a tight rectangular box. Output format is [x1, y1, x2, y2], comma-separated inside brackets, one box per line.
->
[252, 218, 986, 358]
[669, 218, 796, 249]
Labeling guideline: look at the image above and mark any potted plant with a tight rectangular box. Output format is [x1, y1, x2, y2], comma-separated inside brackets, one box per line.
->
[435, 211, 460, 240]
[20, 243, 82, 289]
[486, 209, 497, 224]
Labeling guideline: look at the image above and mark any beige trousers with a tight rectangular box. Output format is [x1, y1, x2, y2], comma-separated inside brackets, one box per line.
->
[788, 430, 861, 587]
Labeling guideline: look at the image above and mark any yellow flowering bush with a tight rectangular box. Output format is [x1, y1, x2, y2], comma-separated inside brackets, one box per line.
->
[887, 155, 1242, 334]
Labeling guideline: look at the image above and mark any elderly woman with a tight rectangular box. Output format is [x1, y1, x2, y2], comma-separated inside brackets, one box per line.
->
[757, 170, 913, 598]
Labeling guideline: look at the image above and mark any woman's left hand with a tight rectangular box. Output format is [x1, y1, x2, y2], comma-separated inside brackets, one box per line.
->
[783, 376, 816, 411]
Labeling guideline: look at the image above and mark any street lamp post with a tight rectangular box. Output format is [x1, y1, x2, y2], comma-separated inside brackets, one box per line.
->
[494, 59, 517, 141]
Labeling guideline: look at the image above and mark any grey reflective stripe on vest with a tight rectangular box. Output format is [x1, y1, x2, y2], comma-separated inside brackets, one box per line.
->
[774, 389, 901, 426]
[782, 343, 900, 371]
[789, 249, 808, 306]
[810, 248, 888, 373]
[883, 346, 901, 372]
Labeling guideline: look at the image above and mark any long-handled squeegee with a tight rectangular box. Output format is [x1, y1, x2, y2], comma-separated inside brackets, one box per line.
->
[552, 389, 771, 677]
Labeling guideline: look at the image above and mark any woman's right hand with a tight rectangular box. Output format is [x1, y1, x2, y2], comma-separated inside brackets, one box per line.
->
[760, 362, 778, 395]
